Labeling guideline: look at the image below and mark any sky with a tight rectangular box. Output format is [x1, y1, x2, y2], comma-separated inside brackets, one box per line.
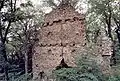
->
[18, 0, 88, 13]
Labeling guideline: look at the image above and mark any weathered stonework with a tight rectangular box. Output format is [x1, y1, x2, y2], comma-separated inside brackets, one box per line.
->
[96, 29, 113, 74]
[32, 2, 113, 80]
[32, 3, 86, 78]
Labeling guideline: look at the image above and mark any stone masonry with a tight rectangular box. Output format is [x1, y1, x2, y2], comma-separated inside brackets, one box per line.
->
[32, 2, 86, 78]
[32, 1, 113, 79]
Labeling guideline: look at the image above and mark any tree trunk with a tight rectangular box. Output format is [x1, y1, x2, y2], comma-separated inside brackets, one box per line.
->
[24, 44, 29, 74]
[110, 41, 116, 65]
[116, 28, 120, 44]
[24, 43, 33, 74]
[0, 42, 9, 81]
[108, 26, 113, 41]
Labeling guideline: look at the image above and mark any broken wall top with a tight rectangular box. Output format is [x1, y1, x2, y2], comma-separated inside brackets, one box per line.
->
[44, 3, 85, 24]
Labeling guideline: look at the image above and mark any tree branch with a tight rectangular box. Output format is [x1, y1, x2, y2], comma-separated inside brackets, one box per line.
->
[0, 0, 5, 41]
[14, 0, 17, 12]
[3, 21, 12, 43]
[0, 21, 3, 41]
[16, 32, 24, 43]
[0, 0, 5, 11]
[113, 17, 119, 28]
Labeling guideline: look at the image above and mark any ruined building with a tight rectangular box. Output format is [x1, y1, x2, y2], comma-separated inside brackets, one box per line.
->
[33, 2, 86, 77]
[32, 1, 113, 79]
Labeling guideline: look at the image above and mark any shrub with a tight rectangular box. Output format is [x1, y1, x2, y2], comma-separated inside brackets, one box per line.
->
[54, 68, 99, 81]
[54, 55, 105, 81]
[107, 75, 120, 81]
[76, 55, 104, 81]
[9, 73, 32, 81]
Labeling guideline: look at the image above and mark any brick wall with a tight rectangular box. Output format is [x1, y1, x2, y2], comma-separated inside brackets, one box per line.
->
[32, 3, 86, 79]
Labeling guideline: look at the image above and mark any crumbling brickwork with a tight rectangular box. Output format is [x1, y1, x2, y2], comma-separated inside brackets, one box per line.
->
[32, 3, 86, 78]
[32, 2, 113, 80]
[96, 29, 113, 75]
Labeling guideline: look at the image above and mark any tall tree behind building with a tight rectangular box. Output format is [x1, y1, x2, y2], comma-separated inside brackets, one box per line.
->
[86, 0, 120, 64]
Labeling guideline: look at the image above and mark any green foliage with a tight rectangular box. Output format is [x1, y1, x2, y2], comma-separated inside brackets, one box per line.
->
[54, 68, 99, 81]
[76, 55, 104, 80]
[107, 75, 120, 81]
[54, 55, 104, 81]
[9, 73, 32, 81]
[86, 0, 118, 43]
[42, 0, 82, 9]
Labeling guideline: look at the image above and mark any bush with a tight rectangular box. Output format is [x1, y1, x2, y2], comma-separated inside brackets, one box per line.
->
[76, 55, 104, 81]
[9, 73, 32, 81]
[54, 55, 105, 81]
[107, 75, 120, 81]
[54, 68, 100, 81]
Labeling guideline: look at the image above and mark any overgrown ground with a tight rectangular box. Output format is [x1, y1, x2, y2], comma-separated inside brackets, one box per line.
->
[9, 54, 120, 81]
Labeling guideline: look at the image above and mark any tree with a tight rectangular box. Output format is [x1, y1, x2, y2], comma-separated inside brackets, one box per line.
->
[87, 0, 115, 41]
[9, 1, 44, 74]
[113, 1, 120, 44]
[86, 0, 120, 64]
[42, 0, 82, 10]
[0, 0, 17, 80]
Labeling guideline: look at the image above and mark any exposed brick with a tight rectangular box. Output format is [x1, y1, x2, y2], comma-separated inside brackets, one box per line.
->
[32, 3, 86, 78]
